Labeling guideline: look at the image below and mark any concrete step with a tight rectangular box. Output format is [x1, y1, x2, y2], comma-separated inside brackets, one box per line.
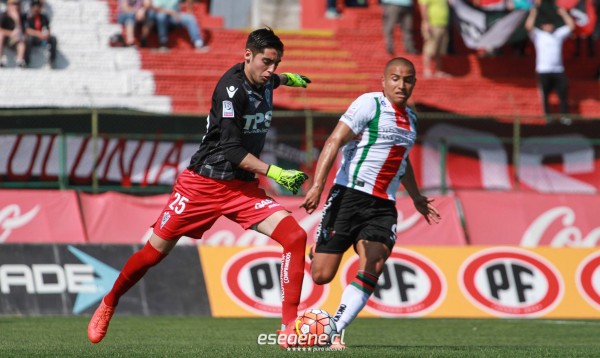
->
[0, 95, 171, 113]
[0, 70, 158, 96]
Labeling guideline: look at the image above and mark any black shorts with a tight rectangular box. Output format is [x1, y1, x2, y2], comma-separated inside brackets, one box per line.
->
[314, 185, 398, 254]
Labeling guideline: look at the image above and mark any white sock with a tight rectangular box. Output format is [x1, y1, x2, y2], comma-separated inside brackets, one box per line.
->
[333, 284, 370, 332]
[333, 270, 378, 332]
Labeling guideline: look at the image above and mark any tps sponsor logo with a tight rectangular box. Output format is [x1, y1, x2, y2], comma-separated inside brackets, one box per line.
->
[459, 248, 563, 317]
[0, 246, 119, 314]
[0, 204, 40, 242]
[223, 247, 326, 316]
[521, 206, 600, 247]
[576, 251, 600, 311]
[343, 249, 446, 317]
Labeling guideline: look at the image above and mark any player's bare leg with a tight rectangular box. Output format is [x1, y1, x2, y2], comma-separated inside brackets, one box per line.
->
[256, 210, 307, 348]
[88, 234, 178, 343]
[310, 250, 343, 285]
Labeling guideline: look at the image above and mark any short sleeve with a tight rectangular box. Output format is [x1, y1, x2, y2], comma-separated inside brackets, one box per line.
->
[339, 94, 377, 135]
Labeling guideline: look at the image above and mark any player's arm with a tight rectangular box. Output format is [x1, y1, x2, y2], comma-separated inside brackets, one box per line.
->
[236, 154, 308, 194]
[525, 6, 537, 32]
[401, 159, 441, 225]
[300, 121, 355, 214]
[217, 93, 307, 194]
[557, 7, 575, 31]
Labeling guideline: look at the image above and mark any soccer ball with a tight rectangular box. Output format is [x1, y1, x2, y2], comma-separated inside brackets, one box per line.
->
[294, 308, 338, 347]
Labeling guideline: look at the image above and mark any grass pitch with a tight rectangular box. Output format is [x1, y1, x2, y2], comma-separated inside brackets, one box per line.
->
[1, 316, 599, 357]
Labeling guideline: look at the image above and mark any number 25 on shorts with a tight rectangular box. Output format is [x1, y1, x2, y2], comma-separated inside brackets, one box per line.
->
[168, 192, 189, 214]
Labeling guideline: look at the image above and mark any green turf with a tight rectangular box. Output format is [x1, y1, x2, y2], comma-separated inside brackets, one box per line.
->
[1, 316, 599, 357]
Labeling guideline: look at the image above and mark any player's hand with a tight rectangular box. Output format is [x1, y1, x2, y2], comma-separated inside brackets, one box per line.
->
[300, 185, 322, 214]
[282, 73, 311, 88]
[413, 196, 441, 225]
[266, 165, 309, 195]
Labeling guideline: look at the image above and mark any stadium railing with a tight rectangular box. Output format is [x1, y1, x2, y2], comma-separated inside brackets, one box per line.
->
[1, 108, 599, 194]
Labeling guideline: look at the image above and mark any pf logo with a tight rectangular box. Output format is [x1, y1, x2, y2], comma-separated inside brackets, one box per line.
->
[576, 251, 600, 311]
[459, 248, 563, 317]
[343, 249, 446, 317]
[223, 247, 326, 316]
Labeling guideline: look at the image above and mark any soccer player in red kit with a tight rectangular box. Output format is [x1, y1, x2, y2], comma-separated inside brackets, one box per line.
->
[88, 27, 311, 348]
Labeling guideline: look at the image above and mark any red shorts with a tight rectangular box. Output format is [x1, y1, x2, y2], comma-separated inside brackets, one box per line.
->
[152, 169, 287, 240]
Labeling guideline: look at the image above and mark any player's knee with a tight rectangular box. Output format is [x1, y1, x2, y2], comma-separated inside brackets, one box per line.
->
[282, 218, 307, 250]
[311, 266, 335, 285]
[311, 272, 333, 285]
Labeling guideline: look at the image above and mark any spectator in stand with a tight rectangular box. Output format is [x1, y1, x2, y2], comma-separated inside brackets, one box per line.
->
[147, 0, 208, 51]
[0, 0, 26, 68]
[117, 0, 151, 47]
[382, 0, 418, 55]
[418, 0, 450, 78]
[23, 0, 57, 68]
[525, 4, 575, 123]
[325, 0, 341, 19]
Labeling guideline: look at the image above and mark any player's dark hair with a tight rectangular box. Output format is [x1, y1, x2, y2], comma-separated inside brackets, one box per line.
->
[246, 27, 284, 56]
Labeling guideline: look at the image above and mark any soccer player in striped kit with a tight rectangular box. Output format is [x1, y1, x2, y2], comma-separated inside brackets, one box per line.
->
[301, 57, 441, 349]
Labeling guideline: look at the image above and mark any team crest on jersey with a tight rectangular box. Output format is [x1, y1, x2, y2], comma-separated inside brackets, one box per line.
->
[223, 100, 234, 118]
[160, 211, 171, 229]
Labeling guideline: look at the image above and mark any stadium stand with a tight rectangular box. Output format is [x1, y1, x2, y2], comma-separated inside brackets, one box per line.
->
[133, 0, 600, 119]
[1, 0, 597, 118]
[0, 0, 170, 112]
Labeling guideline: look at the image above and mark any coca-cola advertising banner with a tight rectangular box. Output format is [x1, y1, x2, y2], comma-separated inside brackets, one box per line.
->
[0, 189, 87, 243]
[79, 192, 466, 246]
[458, 191, 600, 247]
[200, 246, 600, 319]
[4, 188, 600, 248]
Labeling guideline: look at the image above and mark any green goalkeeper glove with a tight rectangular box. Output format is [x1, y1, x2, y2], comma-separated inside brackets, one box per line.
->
[266, 165, 308, 195]
[282, 73, 311, 88]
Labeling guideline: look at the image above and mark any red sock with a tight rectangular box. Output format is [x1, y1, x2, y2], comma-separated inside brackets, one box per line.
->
[104, 241, 167, 307]
[269, 216, 307, 326]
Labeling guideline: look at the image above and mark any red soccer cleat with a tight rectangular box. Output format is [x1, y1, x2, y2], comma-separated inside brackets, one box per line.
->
[277, 322, 299, 349]
[87, 299, 115, 343]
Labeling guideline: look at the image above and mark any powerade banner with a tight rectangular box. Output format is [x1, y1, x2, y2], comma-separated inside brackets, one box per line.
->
[200, 246, 600, 319]
[0, 244, 210, 316]
[451, 0, 528, 50]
